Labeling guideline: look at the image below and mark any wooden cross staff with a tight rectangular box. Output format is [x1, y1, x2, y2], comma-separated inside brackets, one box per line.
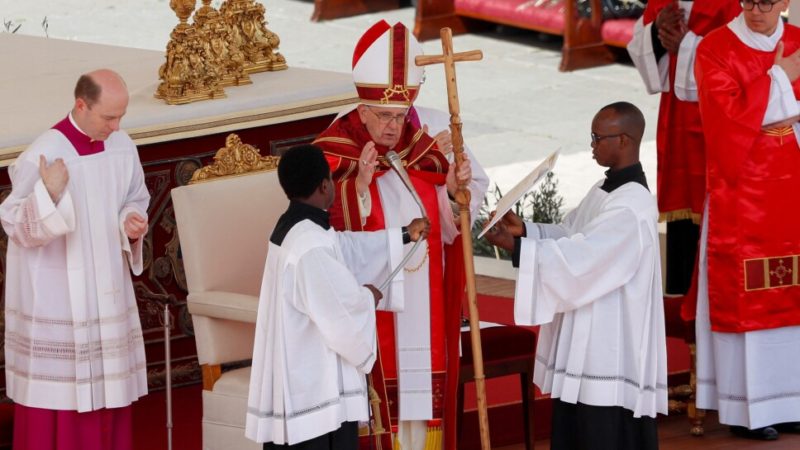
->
[415, 28, 491, 450]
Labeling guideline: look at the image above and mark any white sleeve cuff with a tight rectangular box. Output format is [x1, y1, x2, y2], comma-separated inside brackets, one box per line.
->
[525, 222, 540, 239]
[674, 31, 701, 102]
[764, 65, 800, 125]
[514, 237, 557, 326]
[378, 227, 405, 312]
[438, 187, 459, 245]
[34, 180, 75, 236]
[627, 19, 671, 94]
[358, 190, 372, 225]
[119, 206, 147, 275]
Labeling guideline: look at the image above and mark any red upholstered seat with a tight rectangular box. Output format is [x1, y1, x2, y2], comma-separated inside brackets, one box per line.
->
[664, 296, 695, 343]
[460, 325, 537, 366]
[601, 18, 637, 47]
[459, 325, 537, 450]
[455, 0, 565, 35]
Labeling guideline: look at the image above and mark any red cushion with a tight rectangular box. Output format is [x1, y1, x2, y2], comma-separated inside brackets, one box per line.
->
[601, 18, 637, 47]
[664, 296, 696, 343]
[456, 0, 565, 35]
[461, 326, 537, 367]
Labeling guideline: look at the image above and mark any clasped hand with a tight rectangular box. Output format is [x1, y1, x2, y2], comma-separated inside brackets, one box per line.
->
[656, 3, 688, 55]
[39, 155, 69, 203]
[124, 212, 148, 241]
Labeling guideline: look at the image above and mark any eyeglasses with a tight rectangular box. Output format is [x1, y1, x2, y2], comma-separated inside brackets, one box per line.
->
[366, 107, 408, 126]
[591, 132, 625, 145]
[741, 0, 779, 13]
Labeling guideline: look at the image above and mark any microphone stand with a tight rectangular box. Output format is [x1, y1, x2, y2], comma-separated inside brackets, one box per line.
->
[377, 150, 427, 292]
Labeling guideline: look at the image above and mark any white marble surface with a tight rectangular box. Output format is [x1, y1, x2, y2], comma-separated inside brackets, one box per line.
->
[0, 33, 357, 159]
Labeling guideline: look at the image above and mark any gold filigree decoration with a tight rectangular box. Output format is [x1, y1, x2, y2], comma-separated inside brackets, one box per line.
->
[195, 0, 252, 88]
[190, 134, 279, 184]
[156, 0, 226, 105]
[220, 0, 287, 74]
[155, 0, 287, 104]
[770, 259, 792, 285]
[380, 84, 411, 104]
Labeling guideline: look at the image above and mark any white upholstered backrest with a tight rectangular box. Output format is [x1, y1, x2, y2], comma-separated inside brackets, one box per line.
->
[172, 170, 288, 297]
[172, 169, 288, 365]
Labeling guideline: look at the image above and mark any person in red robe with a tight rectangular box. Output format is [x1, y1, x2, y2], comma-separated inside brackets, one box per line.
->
[314, 20, 480, 450]
[628, 0, 740, 298]
[694, 0, 800, 440]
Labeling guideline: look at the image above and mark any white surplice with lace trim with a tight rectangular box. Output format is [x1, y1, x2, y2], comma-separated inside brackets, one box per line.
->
[514, 181, 668, 419]
[0, 127, 150, 412]
[246, 219, 403, 445]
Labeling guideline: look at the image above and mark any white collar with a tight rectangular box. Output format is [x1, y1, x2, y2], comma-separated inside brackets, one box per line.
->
[68, 112, 91, 139]
[727, 13, 783, 52]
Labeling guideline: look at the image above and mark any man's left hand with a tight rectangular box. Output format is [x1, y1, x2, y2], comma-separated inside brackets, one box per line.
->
[124, 212, 148, 241]
[446, 155, 472, 196]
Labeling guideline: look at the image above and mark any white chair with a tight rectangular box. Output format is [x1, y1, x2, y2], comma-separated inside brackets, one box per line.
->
[171, 134, 287, 450]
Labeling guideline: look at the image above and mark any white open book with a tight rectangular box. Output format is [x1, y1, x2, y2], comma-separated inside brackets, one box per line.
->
[477, 150, 559, 239]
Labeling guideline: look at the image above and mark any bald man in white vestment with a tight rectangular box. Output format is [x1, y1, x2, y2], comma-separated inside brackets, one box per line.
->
[0, 69, 150, 450]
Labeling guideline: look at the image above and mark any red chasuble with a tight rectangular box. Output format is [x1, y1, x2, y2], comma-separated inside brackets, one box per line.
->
[694, 25, 800, 332]
[315, 110, 464, 450]
[643, 0, 740, 223]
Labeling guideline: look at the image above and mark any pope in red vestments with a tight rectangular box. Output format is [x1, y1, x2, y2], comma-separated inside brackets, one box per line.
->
[314, 20, 475, 450]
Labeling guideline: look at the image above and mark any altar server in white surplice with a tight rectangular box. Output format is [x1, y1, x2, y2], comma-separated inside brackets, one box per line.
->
[246, 144, 429, 449]
[485, 102, 668, 450]
[0, 69, 150, 450]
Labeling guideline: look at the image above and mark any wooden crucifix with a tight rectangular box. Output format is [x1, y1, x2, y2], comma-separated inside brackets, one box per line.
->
[415, 28, 491, 450]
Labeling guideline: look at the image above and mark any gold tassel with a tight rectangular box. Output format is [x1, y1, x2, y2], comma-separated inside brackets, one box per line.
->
[393, 434, 401, 450]
[424, 422, 443, 450]
[659, 209, 701, 225]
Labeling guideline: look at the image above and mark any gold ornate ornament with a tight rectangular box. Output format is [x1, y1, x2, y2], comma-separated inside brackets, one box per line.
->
[189, 133, 279, 183]
[155, 0, 286, 105]
[220, 0, 287, 74]
[156, 0, 226, 105]
[194, 0, 252, 88]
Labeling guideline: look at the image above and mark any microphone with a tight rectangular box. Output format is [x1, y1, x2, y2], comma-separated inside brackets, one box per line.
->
[385, 150, 427, 218]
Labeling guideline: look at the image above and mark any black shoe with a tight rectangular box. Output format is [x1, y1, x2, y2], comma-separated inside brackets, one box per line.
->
[774, 422, 800, 433]
[729, 425, 779, 440]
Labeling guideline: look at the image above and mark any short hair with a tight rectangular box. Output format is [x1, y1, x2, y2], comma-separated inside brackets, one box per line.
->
[599, 101, 646, 142]
[74, 74, 102, 107]
[277, 144, 331, 200]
